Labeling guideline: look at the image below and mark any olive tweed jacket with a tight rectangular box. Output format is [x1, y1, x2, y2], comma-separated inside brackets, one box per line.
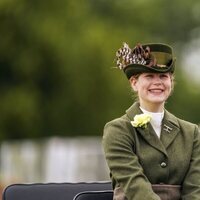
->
[102, 102, 200, 200]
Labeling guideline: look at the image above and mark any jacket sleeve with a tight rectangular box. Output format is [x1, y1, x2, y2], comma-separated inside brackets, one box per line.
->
[181, 125, 200, 200]
[102, 118, 161, 200]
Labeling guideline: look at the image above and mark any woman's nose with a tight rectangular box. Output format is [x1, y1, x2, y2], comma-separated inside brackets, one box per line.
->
[153, 76, 162, 84]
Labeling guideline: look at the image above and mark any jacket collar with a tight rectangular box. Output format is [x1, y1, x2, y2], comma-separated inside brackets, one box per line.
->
[126, 102, 142, 119]
[126, 102, 180, 155]
[160, 110, 180, 149]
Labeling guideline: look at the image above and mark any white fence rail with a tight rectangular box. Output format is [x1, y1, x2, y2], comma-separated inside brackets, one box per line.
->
[0, 137, 110, 186]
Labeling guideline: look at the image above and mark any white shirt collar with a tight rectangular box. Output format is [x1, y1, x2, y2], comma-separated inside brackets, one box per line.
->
[140, 107, 164, 138]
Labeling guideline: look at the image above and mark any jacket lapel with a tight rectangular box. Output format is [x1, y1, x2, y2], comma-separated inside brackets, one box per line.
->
[160, 110, 180, 149]
[126, 102, 167, 155]
[138, 123, 168, 155]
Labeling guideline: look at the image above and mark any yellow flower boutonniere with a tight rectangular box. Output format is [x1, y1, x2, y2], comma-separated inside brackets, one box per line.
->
[131, 113, 152, 129]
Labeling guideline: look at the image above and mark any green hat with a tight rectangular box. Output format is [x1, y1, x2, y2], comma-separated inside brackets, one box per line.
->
[116, 42, 176, 79]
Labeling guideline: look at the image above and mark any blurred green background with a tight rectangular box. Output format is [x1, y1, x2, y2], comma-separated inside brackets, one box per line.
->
[0, 0, 200, 140]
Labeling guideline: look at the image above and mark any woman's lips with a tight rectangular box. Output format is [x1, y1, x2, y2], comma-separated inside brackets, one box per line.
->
[149, 89, 164, 93]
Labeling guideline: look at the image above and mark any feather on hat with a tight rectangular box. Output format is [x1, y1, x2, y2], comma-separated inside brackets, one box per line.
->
[116, 42, 176, 79]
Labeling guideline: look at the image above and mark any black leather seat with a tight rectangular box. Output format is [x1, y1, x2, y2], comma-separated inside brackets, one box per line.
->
[73, 191, 113, 200]
[2, 182, 112, 200]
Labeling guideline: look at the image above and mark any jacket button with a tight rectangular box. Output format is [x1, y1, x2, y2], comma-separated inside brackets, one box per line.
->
[160, 162, 167, 168]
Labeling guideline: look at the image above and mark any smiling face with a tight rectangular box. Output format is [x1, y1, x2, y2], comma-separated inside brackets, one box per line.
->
[130, 72, 173, 112]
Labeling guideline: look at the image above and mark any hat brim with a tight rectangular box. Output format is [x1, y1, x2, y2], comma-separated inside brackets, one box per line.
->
[124, 59, 175, 79]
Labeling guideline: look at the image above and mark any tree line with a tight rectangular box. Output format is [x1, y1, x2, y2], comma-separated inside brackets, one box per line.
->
[0, 0, 200, 140]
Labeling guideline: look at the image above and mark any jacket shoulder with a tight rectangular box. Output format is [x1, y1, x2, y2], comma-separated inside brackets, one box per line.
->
[177, 117, 199, 134]
[165, 110, 198, 131]
[103, 114, 134, 141]
[168, 111, 199, 136]
[104, 114, 129, 128]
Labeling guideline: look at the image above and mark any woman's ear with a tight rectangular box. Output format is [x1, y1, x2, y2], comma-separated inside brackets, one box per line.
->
[129, 76, 138, 92]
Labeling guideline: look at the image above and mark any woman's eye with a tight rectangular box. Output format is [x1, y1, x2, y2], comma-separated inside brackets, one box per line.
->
[146, 74, 153, 78]
[160, 74, 168, 78]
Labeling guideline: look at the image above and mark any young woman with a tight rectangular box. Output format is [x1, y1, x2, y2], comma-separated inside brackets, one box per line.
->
[102, 43, 200, 200]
